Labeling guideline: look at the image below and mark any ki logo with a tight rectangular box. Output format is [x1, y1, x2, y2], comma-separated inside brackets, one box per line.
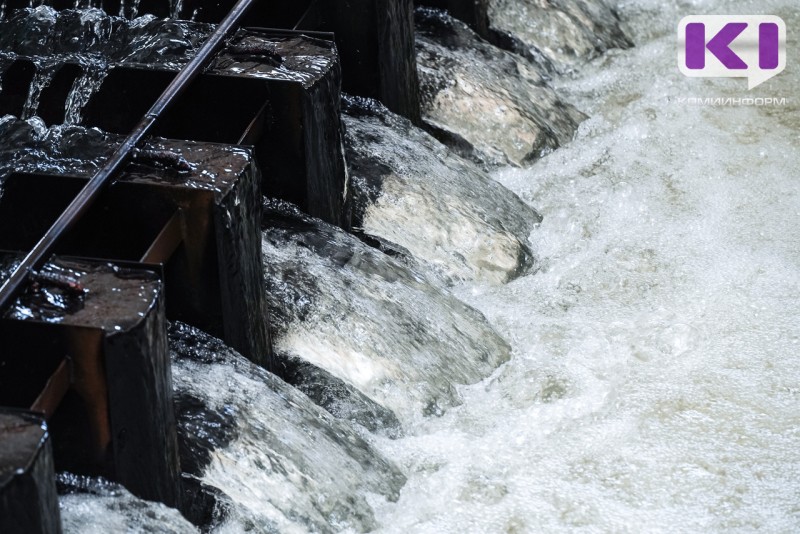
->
[678, 15, 786, 89]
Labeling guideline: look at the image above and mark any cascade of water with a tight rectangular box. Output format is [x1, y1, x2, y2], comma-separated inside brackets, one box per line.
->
[364, 1, 800, 532]
[170, 0, 184, 20]
[21, 60, 57, 119]
[62, 63, 106, 124]
[0, 0, 791, 532]
[130, 0, 141, 19]
[343, 94, 541, 285]
[169, 322, 406, 532]
[0, 8, 212, 67]
[262, 199, 512, 427]
[0, 6, 58, 57]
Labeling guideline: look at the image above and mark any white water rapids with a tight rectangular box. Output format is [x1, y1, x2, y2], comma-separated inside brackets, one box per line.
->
[366, 0, 800, 532]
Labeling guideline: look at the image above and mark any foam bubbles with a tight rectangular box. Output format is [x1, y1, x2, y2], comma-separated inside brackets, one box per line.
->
[369, 1, 800, 531]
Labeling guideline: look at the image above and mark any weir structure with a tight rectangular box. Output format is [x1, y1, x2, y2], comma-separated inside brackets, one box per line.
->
[0, 0, 423, 530]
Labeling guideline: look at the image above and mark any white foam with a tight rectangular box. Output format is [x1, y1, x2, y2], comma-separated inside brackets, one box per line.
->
[369, 0, 800, 531]
[60, 486, 197, 533]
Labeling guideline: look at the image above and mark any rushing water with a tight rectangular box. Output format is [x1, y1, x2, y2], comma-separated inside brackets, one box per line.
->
[20, 58, 57, 118]
[58, 474, 197, 533]
[0, 7, 211, 60]
[415, 7, 586, 168]
[0, 6, 212, 123]
[343, 95, 541, 285]
[487, 0, 632, 73]
[364, 0, 800, 532]
[169, 322, 406, 533]
[262, 199, 512, 428]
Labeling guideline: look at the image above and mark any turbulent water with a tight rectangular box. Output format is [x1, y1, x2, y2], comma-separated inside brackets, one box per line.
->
[415, 7, 585, 167]
[0, 115, 111, 181]
[0, 114, 258, 198]
[262, 200, 512, 428]
[343, 95, 540, 284]
[169, 322, 406, 533]
[0, 6, 212, 123]
[365, 0, 800, 532]
[58, 474, 197, 533]
[0, 7, 211, 63]
[488, 0, 632, 72]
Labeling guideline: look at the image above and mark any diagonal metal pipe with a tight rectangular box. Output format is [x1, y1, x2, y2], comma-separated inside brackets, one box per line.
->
[0, 0, 258, 313]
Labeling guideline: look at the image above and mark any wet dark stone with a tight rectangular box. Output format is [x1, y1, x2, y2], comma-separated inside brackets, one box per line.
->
[261, 198, 511, 423]
[172, 391, 236, 529]
[168, 323, 240, 530]
[341, 94, 539, 283]
[485, 0, 633, 73]
[414, 7, 585, 167]
[277, 357, 403, 437]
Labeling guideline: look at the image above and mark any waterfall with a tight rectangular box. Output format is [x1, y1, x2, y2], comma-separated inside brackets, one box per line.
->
[62, 63, 106, 123]
[20, 59, 57, 118]
[487, 0, 631, 72]
[262, 199, 512, 428]
[343, 95, 541, 285]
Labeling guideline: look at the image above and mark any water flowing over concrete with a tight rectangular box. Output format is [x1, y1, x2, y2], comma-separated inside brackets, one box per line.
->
[366, 1, 800, 532]
[2, 0, 790, 531]
[262, 199, 512, 427]
[415, 7, 585, 167]
[0, 116, 114, 201]
[0, 7, 211, 65]
[343, 95, 540, 284]
[170, 322, 406, 533]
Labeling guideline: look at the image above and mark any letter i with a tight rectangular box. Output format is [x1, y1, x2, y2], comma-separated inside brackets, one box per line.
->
[759, 23, 779, 69]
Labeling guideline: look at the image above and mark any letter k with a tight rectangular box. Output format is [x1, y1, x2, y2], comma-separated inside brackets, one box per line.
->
[686, 22, 748, 69]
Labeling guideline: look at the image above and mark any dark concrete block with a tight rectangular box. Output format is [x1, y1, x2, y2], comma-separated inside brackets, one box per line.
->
[0, 257, 180, 508]
[0, 410, 62, 534]
[0, 136, 271, 365]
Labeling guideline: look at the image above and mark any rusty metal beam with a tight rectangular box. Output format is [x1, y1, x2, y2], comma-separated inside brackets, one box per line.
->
[140, 210, 185, 265]
[29, 360, 71, 422]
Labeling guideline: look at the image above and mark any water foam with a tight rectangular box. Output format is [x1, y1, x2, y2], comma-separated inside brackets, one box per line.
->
[369, 0, 800, 531]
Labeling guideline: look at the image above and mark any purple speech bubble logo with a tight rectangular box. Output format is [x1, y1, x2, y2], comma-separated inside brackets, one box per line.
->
[678, 16, 786, 89]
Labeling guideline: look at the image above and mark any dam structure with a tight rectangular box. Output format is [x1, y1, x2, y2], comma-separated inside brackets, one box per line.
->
[0, 0, 798, 532]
